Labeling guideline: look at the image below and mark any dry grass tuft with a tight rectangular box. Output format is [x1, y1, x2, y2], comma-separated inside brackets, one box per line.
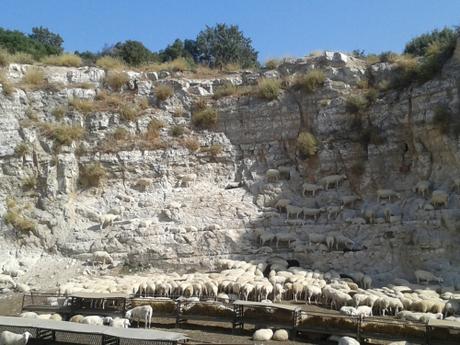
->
[297, 132, 318, 157]
[42, 54, 82, 67]
[105, 71, 130, 91]
[192, 107, 218, 129]
[96, 56, 126, 70]
[79, 163, 106, 188]
[155, 84, 174, 101]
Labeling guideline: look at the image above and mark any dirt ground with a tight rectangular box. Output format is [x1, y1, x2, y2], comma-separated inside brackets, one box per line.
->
[0, 294, 334, 345]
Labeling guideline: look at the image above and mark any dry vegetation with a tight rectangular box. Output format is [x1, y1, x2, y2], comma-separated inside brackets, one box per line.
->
[96, 56, 126, 70]
[38, 122, 85, 146]
[4, 198, 36, 233]
[292, 70, 326, 93]
[21, 68, 47, 90]
[181, 136, 200, 151]
[297, 132, 318, 157]
[257, 78, 281, 100]
[42, 54, 82, 67]
[14, 142, 30, 157]
[0, 72, 14, 96]
[192, 107, 218, 129]
[105, 71, 130, 91]
[79, 163, 107, 188]
[155, 84, 174, 101]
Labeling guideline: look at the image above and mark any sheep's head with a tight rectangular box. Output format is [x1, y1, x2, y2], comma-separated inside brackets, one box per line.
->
[125, 310, 132, 319]
[23, 332, 32, 343]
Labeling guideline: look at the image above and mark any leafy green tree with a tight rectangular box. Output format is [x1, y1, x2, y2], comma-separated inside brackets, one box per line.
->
[29, 26, 63, 54]
[0, 28, 49, 59]
[111, 40, 154, 66]
[404, 27, 457, 57]
[195, 24, 258, 68]
[159, 38, 199, 62]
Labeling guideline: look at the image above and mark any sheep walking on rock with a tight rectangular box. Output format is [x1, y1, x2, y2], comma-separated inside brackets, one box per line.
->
[302, 207, 324, 221]
[431, 190, 448, 208]
[319, 174, 347, 190]
[327, 206, 341, 221]
[91, 251, 113, 266]
[286, 205, 303, 219]
[414, 270, 443, 285]
[179, 173, 197, 187]
[81, 315, 104, 325]
[266, 169, 280, 182]
[0, 331, 32, 345]
[125, 305, 153, 328]
[377, 189, 401, 202]
[341, 195, 361, 208]
[302, 183, 323, 197]
[274, 199, 290, 212]
[414, 181, 431, 197]
[69, 315, 84, 323]
[99, 214, 120, 230]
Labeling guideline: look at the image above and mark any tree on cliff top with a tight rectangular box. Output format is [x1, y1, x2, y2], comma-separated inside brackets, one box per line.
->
[404, 27, 457, 57]
[29, 26, 63, 55]
[109, 40, 156, 66]
[195, 23, 258, 68]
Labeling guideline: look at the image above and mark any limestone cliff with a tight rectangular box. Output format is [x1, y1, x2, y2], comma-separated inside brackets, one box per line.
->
[0, 43, 460, 288]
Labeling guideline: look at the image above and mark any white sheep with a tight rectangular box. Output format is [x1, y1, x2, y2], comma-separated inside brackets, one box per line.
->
[286, 205, 303, 219]
[377, 189, 401, 202]
[414, 270, 443, 284]
[19, 312, 38, 319]
[431, 190, 448, 208]
[340, 306, 358, 316]
[327, 206, 341, 220]
[302, 183, 323, 196]
[69, 314, 85, 323]
[253, 329, 273, 341]
[99, 213, 120, 229]
[356, 305, 373, 317]
[80, 315, 104, 325]
[414, 180, 430, 197]
[338, 336, 360, 345]
[319, 174, 347, 190]
[444, 299, 460, 317]
[302, 207, 324, 221]
[109, 317, 131, 328]
[362, 275, 372, 289]
[272, 329, 289, 341]
[341, 195, 361, 208]
[91, 251, 114, 265]
[259, 233, 275, 246]
[125, 305, 153, 328]
[266, 169, 280, 182]
[179, 173, 197, 187]
[308, 233, 325, 246]
[274, 233, 296, 248]
[274, 199, 290, 212]
[0, 331, 32, 345]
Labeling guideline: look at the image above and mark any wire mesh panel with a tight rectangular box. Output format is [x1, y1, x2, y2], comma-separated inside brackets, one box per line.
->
[54, 331, 102, 345]
[120, 338, 177, 345]
[0, 325, 37, 337]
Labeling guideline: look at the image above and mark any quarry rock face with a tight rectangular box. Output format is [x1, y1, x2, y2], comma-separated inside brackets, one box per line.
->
[0, 48, 460, 288]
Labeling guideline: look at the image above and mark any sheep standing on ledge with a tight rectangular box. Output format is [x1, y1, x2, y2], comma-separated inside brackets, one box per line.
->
[302, 183, 323, 196]
[319, 174, 347, 190]
[0, 331, 32, 345]
[99, 213, 120, 230]
[91, 251, 114, 266]
[414, 180, 431, 197]
[266, 169, 280, 182]
[377, 189, 401, 202]
[414, 270, 443, 284]
[431, 190, 448, 208]
[125, 305, 153, 328]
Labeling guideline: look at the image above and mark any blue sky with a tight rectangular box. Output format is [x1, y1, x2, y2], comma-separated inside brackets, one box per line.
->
[1, 0, 459, 61]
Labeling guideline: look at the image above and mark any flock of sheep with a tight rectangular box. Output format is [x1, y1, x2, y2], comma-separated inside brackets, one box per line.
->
[52, 258, 460, 324]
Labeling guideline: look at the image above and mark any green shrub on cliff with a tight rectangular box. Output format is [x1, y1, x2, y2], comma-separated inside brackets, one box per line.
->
[192, 107, 218, 129]
[297, 132, 318, 157]
[257, 78, 281, 100]
[292, 70, 325, 93]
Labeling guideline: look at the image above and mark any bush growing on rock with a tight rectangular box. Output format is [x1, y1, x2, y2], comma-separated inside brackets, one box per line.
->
[265, 59, 280, 70]
[297, 132, 318, 157]
[0, 48, 10, 66]
[345, 94, 368, 114]
[170, 125, 185, 137]
[69, 98, 95, 115]
[203, 144, 223, 158]
[96, 56, 126, 70]
[212, 84, 238, 99]
[14, 143, 30, 157]
[118, 104, 140, 122]
[155, 84, 174, 102]
[257, 78, 281, 101]
[146, 118, 165, 139]
[42, 54, 82, 67]
[192, 107, 218, 129]
[112, 127, 130, 141]
[4, 199, 36, 233]
[105, 71, 129, 91]
[21, 68, 46, 89]
[51, 105, 67, 120]
[292, 70, 326, 93]
[21, 175, 37, 191]
[0, 72, 14, 96]
[39, 123, 85, 146]
[79, 163, 106, 188]
[181, 136, 200, 151]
